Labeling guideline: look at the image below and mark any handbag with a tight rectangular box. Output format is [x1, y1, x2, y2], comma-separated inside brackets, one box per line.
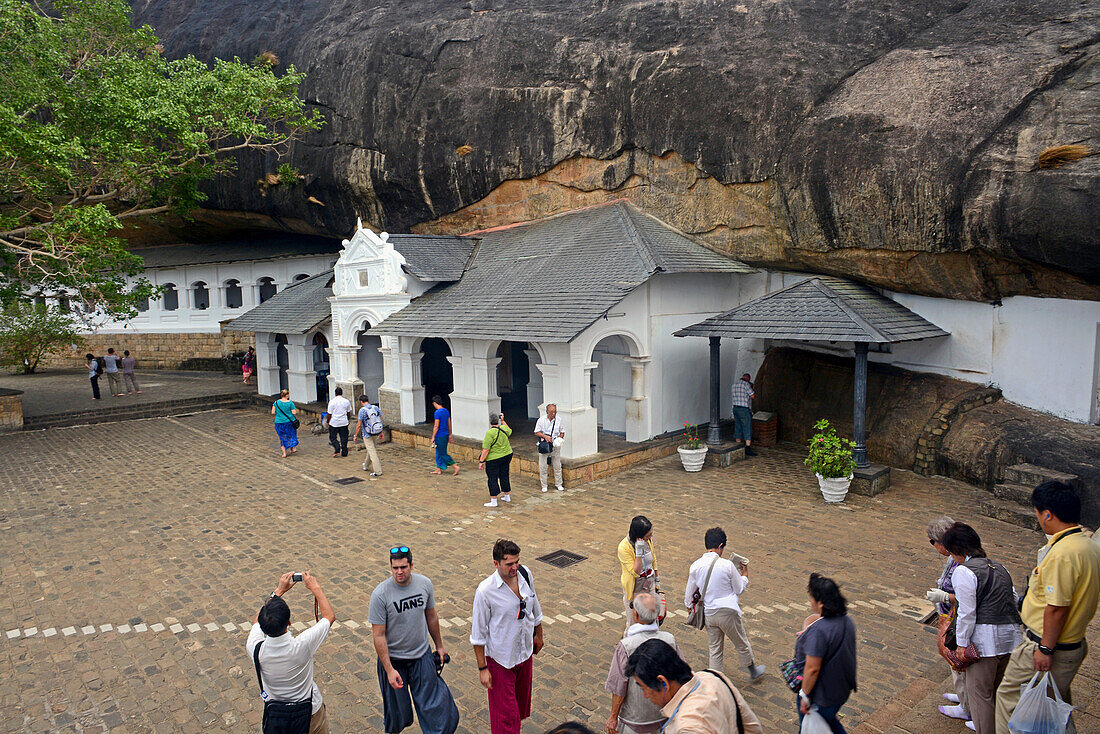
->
[781, 617, 820, 692]
[253, 642, 312, 733]
[537, 417, 556, 454]
[276, 400, 300, 430]
[685, 555, 720, 630]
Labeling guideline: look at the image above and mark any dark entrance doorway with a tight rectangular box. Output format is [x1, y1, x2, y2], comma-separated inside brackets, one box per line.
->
[313, 333, 330, 402]
[275, 334, 289, 392]
[496, 341, 531, 419]
[420, 338, 453, 420]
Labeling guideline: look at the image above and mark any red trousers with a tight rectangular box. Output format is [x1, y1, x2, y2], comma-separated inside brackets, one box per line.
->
[487, 655, 533, 734]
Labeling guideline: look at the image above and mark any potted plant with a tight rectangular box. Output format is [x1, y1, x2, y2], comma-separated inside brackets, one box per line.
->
[677, 423, 708, 472]
[804, 419, 856, 502]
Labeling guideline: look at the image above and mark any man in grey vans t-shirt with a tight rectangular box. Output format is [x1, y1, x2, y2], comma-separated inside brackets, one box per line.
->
[369, 547, 458, 733]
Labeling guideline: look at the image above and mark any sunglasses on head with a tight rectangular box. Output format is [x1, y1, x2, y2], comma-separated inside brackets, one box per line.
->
[390, 546, 410, 554]
[929, 539, 937, 546]
[517, 598, 527, 620]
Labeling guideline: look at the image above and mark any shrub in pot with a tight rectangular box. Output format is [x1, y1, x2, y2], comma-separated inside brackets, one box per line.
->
[804, 419, 856, 502]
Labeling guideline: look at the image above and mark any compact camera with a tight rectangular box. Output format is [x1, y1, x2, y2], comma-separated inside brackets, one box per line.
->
[292, 572, 304, 582]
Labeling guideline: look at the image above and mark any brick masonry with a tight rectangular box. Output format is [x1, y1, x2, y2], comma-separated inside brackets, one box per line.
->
[912, 386, 1002, 476]
[42, 325, 255, 371]
[0, 389, 23, 433]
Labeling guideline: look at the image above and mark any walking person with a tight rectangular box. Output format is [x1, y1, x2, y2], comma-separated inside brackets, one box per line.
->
[272, 389, 299, 458]
[618, 516, 662, 629]
[369, 546, 460, 734]
[429, 395, 459, 475]
[479, 412, 513, 508]
[354, 394, 384, 476]
[243, 345, 256, 384]
[793, 573, 857, 734]
[604, 592, 686, 734]
[85, 353, 101, 400]
[994, 481, 1100, 734]
[940, 522, 1021, 734]
[684, 527, 765, 681]
[326, 387, 352, 457]
[924, 515, 970, 722]
[121, 350, 141, 394]
[247, 571, 335, 734]
[730, 373, 756, 457]
[103, 347, 124, 397]
[534, 403, 565, 492]
[470, 539, 544, 734]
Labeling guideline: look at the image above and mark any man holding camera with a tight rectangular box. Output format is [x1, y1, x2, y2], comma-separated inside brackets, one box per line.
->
[369, 546, 460, 734]
[247, 572, 336, 734]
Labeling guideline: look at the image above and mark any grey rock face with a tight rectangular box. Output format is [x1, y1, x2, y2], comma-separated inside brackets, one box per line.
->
[130, 0, 1099, 301]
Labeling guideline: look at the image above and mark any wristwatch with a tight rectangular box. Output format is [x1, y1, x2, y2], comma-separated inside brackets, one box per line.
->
[269, 591, 279, 599]
[1037, 644, 1055, 656]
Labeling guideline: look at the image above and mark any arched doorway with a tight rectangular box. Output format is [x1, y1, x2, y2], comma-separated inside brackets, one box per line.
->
[357, 323, 384, 402]
[420, 338, 453, 419]
[275, 334, 289, 392]
[312, 333, 330, 402]
[496, 341, 533, 419]
[590, 335, 632, 435]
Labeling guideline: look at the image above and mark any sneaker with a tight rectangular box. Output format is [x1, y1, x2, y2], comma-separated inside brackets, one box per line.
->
[939, 705, 970, 721]
[369, 472, 381, 477]
[362, 463, 368, 471]
[484, 499, 498, 508]
[541, 486, 548, 493]
[965, 722, 976, 731]
[555, 485, 565, 492]
[748, 664, 766, 681]
[943, 694, 960, 704]
[501, 493, 511, 502]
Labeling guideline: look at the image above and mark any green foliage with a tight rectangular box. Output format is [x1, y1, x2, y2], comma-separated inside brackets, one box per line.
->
[0, 301, 83, 374]
[0, 0, 323, 317]
[681, 422, 703, 450]
[804, 418, 856, 478]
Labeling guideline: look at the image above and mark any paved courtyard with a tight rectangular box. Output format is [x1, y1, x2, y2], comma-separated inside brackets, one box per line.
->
[0, 406, 1097, 733]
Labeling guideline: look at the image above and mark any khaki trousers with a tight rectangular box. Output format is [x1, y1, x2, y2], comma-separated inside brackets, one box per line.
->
[706, 606, 755, 671]
[309, 703, 329, 734]
[965, 654, 1010, 734]
[994, 638, 1086, 734]
[539, 445, 562, 488]
[123, 373, 139, 392]
[106, 372, 123, 395]
[361, 435, 383, 474]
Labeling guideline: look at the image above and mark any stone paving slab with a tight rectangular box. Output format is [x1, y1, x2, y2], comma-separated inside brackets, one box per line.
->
[0, 406, 1096, 733]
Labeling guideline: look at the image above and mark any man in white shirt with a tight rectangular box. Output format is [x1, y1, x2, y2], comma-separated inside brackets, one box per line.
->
[534, 403, 566, 492]
[684, 527, 765, 681]
[326, 387, 353, 457]
[470, 539, 544, 734]
[246, 571, 336, 733]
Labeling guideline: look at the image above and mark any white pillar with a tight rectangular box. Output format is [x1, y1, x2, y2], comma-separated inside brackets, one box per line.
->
[331, 344, 363, 402]
[448, 339, 500, 440]
[285, 333, 317, 404]
[395, 349, 425, 424]
[524, 348, 543, 420]
[256, 332, 281, 396]
[538, 342, 599, 460]
[624, 356, 652, 443]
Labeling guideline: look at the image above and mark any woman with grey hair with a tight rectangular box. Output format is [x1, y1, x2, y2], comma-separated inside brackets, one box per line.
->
[477, 412, 513, 508]
[925, 515, 970, 722]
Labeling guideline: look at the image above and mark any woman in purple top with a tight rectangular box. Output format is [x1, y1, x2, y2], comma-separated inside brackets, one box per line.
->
[242, 346, 256, 384]
[925, 515, 970, 722]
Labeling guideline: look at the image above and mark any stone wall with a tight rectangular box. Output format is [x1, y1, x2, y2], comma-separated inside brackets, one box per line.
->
[0, 389, 23, 433]
[44, 326, 254, 371]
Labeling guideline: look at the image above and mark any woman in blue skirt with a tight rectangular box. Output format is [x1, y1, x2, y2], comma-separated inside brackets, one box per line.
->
[271, 388, 299, 458]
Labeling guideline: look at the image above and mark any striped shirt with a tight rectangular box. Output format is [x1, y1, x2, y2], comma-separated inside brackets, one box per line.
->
[730, 380, 754, 408]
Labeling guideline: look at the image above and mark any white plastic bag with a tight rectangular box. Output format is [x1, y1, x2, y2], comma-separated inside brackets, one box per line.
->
[1007, 672, 1075, 734]
[801, 708, 832, 734]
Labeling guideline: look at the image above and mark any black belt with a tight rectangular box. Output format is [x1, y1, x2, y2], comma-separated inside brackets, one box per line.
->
[1025, 627, 1083, 651]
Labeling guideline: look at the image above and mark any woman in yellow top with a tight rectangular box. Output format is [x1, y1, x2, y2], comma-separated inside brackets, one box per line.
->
[618, 515, 659, 624]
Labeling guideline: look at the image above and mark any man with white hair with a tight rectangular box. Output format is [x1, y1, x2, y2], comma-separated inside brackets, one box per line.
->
[604, 592, 685, 734]
[534, 403, 566, 493]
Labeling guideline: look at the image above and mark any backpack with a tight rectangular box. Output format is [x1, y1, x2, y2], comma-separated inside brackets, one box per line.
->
[365, 404, 384, 436]
[95, 356, 106, 372]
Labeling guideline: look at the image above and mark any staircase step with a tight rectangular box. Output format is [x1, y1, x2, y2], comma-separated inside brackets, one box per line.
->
[992, 483, 1034, 505]
[980, 498, 1040, 531]
[1005, 463, 1080, 490]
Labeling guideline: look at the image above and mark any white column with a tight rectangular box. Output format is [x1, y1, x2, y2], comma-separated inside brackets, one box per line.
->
[256, 332, 281, 396]
[538, 342, 599, 459]
[331, 345, 363, 402]
[623, 356, 652, 443]
[396, 349, 425, 424]
[524, 348, 543, 420]
[285, 333, 317, 404]
[244, 283, 259, 309]
[447, 339, 500, 440]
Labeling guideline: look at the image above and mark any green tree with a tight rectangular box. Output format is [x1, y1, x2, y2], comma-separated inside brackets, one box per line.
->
[0, 0, 322, 318]
[0, 301, 84, 374]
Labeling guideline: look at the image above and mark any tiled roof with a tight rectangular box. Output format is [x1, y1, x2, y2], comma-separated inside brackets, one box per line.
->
[372, 201, 753, 342]
[130, 234, 342, 268]
[224, 270, 333, 334]
[389, 234, 477, 282]
[674, 276, 949, 343]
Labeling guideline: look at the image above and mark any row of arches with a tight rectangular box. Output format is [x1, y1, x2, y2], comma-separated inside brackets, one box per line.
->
[153, 274, 311, 312]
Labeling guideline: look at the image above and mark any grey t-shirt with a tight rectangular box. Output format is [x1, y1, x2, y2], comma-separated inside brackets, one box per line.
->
[103, 354, 119, 373]
[794, 614, 857, 707]
[368, 574, 436, 660]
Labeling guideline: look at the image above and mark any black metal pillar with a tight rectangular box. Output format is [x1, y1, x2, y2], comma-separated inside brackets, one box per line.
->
[708, 336, 722, 446]
[853, 342, 869, 468]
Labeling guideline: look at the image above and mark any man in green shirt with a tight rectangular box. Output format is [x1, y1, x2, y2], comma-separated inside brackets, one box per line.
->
[478, 412, 514, 508]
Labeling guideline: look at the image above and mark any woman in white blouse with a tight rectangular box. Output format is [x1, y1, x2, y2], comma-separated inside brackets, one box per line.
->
[941, 523, 1022, 734]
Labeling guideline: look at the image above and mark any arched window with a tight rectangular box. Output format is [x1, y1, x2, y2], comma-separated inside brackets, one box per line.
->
[293, 273, 310, 282]
[258, 277, 277, 303]
[163, 283, 179, 311]
[224, 279, 243, 309]
[32, 294, 46, 308]
[192, 281, 210, 310]
[57, 296, 71, 312]
[135, 296, 149, 312]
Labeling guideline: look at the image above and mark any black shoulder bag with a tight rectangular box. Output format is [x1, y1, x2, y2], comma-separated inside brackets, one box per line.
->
[276, 401, 300, 430]
[537, 418, 556, 454]
[253, 641, 313, 733]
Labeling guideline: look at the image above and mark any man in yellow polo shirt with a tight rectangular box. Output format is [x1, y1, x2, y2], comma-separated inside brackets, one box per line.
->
[995, 481, 1100, 734]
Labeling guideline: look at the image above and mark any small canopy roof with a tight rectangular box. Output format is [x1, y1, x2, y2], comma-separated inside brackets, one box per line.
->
[224, 270, 333, 335]
[675, 276, 948, 343]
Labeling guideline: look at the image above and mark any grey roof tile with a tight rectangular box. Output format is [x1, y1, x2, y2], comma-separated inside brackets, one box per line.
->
[388, 234, 476, 282]
[130, 234, 342, 268]
[224, 270, 333, 334]
[674, 276, 949, 343]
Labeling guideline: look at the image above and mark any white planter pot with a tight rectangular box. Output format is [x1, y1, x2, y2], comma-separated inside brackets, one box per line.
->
[816, 473, 853, 503]
[678, 446, 708, 472]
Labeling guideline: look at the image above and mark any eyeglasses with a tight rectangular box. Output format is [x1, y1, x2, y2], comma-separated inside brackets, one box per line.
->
[390, 546, 410, 554]
[517, 598, 527, 620]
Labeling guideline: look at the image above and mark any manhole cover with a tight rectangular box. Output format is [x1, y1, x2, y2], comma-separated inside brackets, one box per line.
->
[333, 477, 363, 485]
[535, 550, 587, 568]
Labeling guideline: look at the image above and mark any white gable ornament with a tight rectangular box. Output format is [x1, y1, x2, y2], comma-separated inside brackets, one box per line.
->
[334, 218, 408, 297]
